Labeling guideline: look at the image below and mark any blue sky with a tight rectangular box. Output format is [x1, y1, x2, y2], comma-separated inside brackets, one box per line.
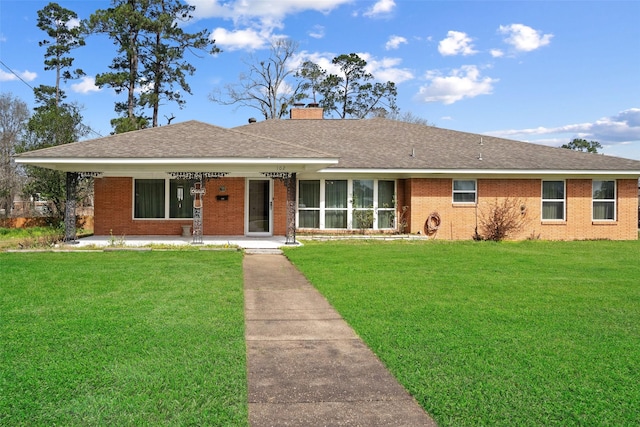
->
[1, 0, 639, 160]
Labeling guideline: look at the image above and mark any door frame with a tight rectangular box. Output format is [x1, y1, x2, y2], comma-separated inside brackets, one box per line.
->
[245, 178, 273, 236]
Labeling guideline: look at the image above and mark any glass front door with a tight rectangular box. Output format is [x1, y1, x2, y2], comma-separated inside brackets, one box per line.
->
[247, 179, 272, 235]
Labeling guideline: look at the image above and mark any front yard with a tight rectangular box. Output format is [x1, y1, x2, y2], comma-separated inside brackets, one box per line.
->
[0, 251, 247, 426]
[2, 240, 639, 426]
[284, 240, 640, 426]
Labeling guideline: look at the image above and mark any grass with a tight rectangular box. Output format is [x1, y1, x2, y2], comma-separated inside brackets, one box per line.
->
[283, 240, 640, 426]
[0, 251, 248, 426]
[0, 226, 65, 250]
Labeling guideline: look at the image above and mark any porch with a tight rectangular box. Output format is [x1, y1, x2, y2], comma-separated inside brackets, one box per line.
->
[76, 235, 296, 249]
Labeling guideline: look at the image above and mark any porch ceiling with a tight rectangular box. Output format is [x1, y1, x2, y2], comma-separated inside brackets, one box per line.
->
[14, 156, 339, 175]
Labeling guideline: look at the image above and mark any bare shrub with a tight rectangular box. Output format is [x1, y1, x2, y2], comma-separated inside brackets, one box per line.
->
[478, 198, 528, 241]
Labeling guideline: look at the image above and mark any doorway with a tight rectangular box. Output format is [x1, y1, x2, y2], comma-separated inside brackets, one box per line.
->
[246, 179, 272, 235]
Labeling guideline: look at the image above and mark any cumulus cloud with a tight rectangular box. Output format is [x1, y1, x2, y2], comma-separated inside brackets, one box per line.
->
[210, 27, 267, 51]
[364, 0, 396, 17]
[490, 49, 504, 58]
[187, 0, 350, 51]
[498, 24, 553, 52]
[70, 76, 101, 94]
[438, 31, 477, 56]
[0, 68, 37, 82]
[186, 0, 349, 23]
[416, 65, 497, 104]
[487, 108, 640, 146]
[385, 35, 407, 50]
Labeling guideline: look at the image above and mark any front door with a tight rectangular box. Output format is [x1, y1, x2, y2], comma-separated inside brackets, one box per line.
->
[246, 179, 272, 235]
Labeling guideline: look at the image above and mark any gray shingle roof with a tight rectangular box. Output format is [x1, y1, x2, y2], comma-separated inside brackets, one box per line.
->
[15, 117, 640, 174]
[16, 120, 335, 160]
[235, 117, 640, 171]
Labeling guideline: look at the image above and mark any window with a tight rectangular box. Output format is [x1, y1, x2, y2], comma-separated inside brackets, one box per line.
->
[542, 181, 565, 220]
[325, 180, 348, 228]
[134, 178, 196, 219]
[377, 180, 395, 229]
[135, 179, 165, 218]
[298, 180, 320, 228]
[297, 179, 396, 230]
[352, 179, 374, 229]
[453, 180, 476, 203]
[592, 180, 616, 220]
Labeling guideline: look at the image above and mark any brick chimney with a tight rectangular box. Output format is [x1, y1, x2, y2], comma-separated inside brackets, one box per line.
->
[290, 103, 323, 120]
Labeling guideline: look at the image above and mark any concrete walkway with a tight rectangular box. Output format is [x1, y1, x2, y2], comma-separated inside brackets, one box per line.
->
[244, 253, 436, 426]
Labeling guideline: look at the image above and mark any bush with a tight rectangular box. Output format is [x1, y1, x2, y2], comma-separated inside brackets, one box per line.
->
[477, 198, 528, 241]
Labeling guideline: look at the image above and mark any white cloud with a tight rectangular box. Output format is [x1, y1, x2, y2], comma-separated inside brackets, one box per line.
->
[186, 0, 349, 23]
[385, 35, 407, 50]
[0, 69, 37, 82]
[498, 24, 553, 52]
[358, 53, 414, 83]
[364, 0, 396, 17]
[438, 31, 477, 56]
[487, 108, 640, 146]
[66, 18, 80, 29]
[416, 65, 497, 104]
[490, 49, 504, 58]
[308, 25, 325, 39]
[187, 0, 350, 50]
[70, 76, 101, 94]
[210, 27, 267, 51]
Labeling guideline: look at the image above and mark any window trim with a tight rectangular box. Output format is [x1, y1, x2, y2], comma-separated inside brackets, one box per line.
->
[452, 179, 477, 204]
[592, 180, 616, 221]
[541, 180, 566, 221]
[133, 177, 196, 220]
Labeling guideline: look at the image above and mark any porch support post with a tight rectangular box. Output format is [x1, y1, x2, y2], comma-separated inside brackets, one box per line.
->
[285, 172, 297, 245]
[64, 172, 78, 243]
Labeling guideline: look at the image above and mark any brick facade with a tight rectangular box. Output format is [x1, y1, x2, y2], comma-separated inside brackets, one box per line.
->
[403, 178, 638, 240]
[94, 177, 290, 237]
[94, 176, 637, 240]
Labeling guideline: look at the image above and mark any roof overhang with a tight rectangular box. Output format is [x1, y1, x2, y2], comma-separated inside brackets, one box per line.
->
[15, 157, 340, 176]
[317, 168, 640, 178]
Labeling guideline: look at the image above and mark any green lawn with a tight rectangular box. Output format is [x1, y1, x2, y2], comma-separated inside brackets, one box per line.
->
[0, 251, 248, 426]
[284, 240, 640, 426]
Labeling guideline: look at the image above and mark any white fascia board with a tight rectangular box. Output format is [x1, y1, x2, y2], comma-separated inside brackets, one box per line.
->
[317, 168, 640, 177]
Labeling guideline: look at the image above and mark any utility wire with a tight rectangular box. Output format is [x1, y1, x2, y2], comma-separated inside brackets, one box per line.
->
[0, 59, 103, 138]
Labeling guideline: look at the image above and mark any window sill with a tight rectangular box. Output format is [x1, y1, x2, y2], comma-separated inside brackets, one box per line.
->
[592, 221, 617, 225]
[541, 221, 566, 225]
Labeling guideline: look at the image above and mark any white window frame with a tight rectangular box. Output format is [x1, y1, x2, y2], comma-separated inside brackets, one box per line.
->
[297, 179, 397, 231]
[592, 180, 616, 221]
[541, 180, 566, 221]
[452, 179, 477, 204]
[133, 178, 195, 220]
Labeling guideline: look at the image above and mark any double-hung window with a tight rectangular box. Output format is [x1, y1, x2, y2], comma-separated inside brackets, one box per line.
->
[452, 180, 477, 204]
[542, 181, 565, 220]
[134, 178, 196, 219]
[592, 180, 616, 221]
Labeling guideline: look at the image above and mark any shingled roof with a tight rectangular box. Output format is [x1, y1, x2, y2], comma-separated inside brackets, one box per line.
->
[15, 120, 338, 173]
[235, 117, 640, 173]
[15, 117, 640, 176]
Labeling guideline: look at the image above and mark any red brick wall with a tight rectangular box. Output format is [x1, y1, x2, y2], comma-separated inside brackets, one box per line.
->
[405, 178, 638, 240]
[95, 177, 255, 236]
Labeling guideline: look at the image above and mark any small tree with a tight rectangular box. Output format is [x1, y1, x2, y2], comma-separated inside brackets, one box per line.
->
[0, 93, 30, 215]
[477, 198, 528, 241]
[561, 138, 602, 153]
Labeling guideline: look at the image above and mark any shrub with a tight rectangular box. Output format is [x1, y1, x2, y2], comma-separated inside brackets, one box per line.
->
[477, 198, 528, 241]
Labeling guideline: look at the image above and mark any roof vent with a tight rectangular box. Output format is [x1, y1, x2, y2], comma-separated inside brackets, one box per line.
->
[248, 117, 257, 124]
